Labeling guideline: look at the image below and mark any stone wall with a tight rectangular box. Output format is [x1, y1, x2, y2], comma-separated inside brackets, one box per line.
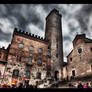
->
[3, 30, 51, 86]
[67, 35, 92, 80]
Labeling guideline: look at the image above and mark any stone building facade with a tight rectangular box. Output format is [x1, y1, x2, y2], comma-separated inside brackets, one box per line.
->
[2, 28, 51, 86]
[0, 47, 7, 84]
[66, 34, 92, 80]
[0, 9, 64, 86]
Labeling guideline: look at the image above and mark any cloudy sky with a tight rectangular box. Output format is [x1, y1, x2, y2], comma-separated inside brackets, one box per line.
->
[0, 4, 92, 62]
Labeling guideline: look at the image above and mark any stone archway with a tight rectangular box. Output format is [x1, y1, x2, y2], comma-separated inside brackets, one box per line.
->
[54, 71, 59, 81]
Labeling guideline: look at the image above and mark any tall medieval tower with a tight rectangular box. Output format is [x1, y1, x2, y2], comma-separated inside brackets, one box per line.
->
[45, 9, 63, 80]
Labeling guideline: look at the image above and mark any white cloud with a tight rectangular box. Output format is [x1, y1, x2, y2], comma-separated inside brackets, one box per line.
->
[63, 40, 73, 62]
[0, 18, 14, 34]
[27, 23, 45, 38]
[0, 41, 10, 49]
[62, 18, 70, 37]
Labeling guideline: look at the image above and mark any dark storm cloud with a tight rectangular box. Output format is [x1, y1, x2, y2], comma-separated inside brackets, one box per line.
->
[63, 36, 71, 41]
[0, 4, 43, 31]
[75, 4, 92, 32]
[0, 28, 11, 42]
[0, 4, 92, 62]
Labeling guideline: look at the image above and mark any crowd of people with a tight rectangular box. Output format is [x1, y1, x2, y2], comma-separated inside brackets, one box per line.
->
[0, 80, 38, 88]
[68, 82, 92, 88]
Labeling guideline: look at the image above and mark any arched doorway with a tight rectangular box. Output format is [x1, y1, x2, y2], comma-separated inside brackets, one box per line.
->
[54, 71, 59, 81]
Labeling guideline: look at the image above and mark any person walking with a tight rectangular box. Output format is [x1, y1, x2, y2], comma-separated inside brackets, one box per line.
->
[78, 82, 83, 88]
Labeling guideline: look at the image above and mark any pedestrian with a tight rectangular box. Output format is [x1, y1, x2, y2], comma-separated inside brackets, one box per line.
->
[86, 82, 91, 88]
[83, 83, 87, 88]
[18, 83, 23, 88]
[78, 82, 83, 88]
[68, 83, 73, 88]
[73, 83, 78, 88]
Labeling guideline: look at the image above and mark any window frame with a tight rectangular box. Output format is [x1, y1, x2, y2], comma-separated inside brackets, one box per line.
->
[29, 45, 34, 51]
[37, 58, 42, 66]
[38, 48, 43, 54]
[78, 47, 82, 54]
[12, 69, 19, 78]
[28, 57, 32, 63]
[19, 43, 24, 48]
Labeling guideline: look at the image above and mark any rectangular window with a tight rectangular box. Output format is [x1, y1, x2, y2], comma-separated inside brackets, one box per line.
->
[72, 70, 75, 76]
[12, 69, 19, 78]
[17, 56, 22, 62]
[0, 53, 1, 58]
[36, 72, 41, 79]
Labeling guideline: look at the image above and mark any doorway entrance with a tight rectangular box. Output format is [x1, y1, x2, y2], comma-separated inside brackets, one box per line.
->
[54, 71, 59, 81]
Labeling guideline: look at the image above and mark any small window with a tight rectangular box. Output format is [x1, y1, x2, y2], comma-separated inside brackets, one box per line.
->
[26, 70, 30, 79]
[78, 48, 82, 54]
[72, 70, 75, 76]
[29, 46, 34, 51]
[90, 48, 92, 52]
[36, 72, 41, 79]
[70, 58, 72, 61]
[12, 69, 19, 78]
[28, 57, 32, 63]
[17, 56, 22, 62]
[19, 43, 24, 48]
[38, 48, 43, 54]
[37, 59, 42, 66]
[47, 50, 51, 57]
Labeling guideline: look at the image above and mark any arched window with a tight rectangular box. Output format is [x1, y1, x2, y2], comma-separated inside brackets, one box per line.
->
[28, 57, 32, 63]
[29, 46, 34, 51]
[12, 69, 19, 78]
[38, 48, 43, 54]
[19, 43, 24, 48]
[37, 59, 42, 66]
[70, 58, 72, 62]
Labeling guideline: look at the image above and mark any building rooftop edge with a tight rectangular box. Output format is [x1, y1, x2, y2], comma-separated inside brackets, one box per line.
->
[14, 28, 49, 43]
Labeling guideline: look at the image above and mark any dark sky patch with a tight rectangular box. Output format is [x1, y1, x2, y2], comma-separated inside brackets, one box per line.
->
[0, 28, 12, 42]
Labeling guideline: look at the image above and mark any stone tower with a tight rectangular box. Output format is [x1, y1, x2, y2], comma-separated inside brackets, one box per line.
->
[45, 9, 63, 80]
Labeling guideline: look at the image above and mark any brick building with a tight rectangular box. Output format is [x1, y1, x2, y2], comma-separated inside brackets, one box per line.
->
[0, 47, 7, 84]
[0, 9, 64, 86]
[2, 28, 51, 86]
[66, 34, 92, 80]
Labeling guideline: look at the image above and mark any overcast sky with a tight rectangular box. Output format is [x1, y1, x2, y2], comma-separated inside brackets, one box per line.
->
[0, 4, 92, 62]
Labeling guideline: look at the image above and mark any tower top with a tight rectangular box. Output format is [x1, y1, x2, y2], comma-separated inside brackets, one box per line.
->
[46, 8, 62, 20]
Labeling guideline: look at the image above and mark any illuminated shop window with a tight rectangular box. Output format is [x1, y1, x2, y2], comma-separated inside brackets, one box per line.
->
[12, 69, 19, 78]
[19, 43, 24, 48]
[37, 59, 42, 66]
[29, 46, 34, 51]
[28, 57, 32, 63]
[38, 48, 43, 54]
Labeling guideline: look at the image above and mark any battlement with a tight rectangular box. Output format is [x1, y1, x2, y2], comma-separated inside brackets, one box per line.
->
[13, 28, 48, 43]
